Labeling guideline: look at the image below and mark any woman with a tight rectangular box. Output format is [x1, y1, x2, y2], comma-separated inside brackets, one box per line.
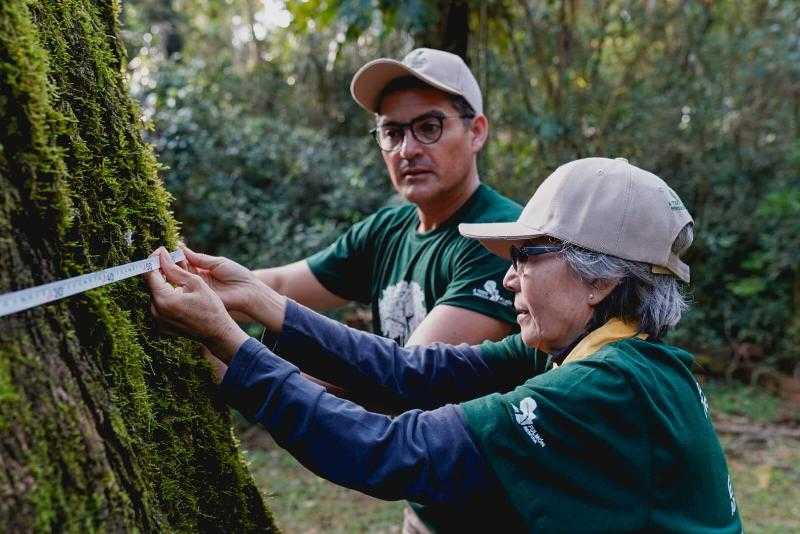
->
[147, 157, 742, 533]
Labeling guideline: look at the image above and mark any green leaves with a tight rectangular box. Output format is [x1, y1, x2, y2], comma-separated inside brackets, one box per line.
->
[124, 0, 800, 374]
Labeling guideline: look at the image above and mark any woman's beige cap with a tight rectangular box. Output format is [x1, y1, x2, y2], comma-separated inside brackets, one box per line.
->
[459, 157, 694, 282]
[350, 48, 483, 115]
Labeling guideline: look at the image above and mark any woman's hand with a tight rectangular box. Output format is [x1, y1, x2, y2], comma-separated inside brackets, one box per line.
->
[181, 245, 287, 333]
[145, 247, 248, 363]
[180, 245, 262, 315]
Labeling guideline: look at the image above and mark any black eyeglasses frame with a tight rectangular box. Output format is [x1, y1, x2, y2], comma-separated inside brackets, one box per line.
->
[370, 113, 473, 152]
[509, 244, 564, 271]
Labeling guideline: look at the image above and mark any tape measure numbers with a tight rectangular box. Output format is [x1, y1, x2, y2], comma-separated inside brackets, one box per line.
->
[0, 250, 186, 318]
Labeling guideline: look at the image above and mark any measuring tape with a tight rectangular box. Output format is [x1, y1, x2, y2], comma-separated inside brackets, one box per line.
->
[0, 250, 186, 318]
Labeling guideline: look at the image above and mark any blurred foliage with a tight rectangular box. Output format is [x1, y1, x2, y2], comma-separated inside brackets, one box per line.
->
[144, 62, 388, 266]
[121, 0, 799, 374]
[702, 380, 783, 424]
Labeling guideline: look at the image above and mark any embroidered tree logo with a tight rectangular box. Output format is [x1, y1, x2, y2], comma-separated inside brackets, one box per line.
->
[378, 280, 427, 344]
[513, 397, 538, 426]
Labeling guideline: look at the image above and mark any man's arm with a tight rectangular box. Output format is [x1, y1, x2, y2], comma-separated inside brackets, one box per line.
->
[253, 260, 347, 311]
[252, 260, 353, 396]
[405, 304, 514, 346]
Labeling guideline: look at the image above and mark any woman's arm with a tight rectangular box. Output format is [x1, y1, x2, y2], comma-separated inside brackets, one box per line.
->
[144, 249, 498, 504]
[266, 299, 514, 409]
[221, 337, 497, 504]
[173, 246, 538, 407]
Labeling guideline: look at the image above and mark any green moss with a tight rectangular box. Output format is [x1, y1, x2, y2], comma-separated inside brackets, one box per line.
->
[0, 0, 275, 531]
[0, 354, 15, 403]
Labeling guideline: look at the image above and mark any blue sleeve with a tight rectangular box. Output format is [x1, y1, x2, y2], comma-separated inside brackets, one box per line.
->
[220, 337, 496, 504]
[271, 300, 515, 409]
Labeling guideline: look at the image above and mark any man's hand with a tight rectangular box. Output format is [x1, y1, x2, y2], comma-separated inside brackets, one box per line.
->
[145, 247, 248, 363]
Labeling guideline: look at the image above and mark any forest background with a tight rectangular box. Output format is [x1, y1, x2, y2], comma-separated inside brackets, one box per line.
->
[121, 0, 799, 531]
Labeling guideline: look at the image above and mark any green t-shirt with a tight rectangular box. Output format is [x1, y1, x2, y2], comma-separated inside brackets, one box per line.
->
[460, 337, 743, 533]
[307, 184, 522, 344]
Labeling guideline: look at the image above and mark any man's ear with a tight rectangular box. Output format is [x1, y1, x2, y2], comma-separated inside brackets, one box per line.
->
[470, 114, 489, 153]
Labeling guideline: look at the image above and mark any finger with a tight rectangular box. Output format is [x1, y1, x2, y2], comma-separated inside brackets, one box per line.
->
[170, 244, 190, 271]
[145, 248, 173, 293]
[229, 309, 255, 323]
[158, 248, 195, 288]
[199, 345, 228, 385]
[182, 245, 226, 270]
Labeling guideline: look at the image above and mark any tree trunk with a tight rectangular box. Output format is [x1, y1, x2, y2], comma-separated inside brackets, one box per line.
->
[0, 2, 276, 531]
[417, 0, 470, 61]
[438, 0, 470, 60]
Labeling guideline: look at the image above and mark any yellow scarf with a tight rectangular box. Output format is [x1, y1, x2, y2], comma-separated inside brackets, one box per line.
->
[555, 318, 648, 367]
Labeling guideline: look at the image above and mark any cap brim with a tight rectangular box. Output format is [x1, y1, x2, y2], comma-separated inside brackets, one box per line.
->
[461, 222, 693, 283]
[350, 59, 464, 113]
[458, 221, 547, 259]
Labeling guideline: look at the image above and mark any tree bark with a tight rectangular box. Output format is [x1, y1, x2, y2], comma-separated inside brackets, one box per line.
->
[426, 0, 470, 61]
[0, 2, 276, 531]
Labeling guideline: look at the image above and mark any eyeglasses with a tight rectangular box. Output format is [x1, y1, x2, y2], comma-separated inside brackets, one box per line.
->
[370, 113, 472, 152]
[510, 244, 563, 271]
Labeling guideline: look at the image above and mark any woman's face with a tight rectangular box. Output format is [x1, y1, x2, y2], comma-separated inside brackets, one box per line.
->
[502, 239, 596, 353]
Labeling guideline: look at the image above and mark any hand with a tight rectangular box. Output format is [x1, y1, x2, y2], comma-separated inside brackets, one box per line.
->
[180, 245, 262, 317]
[181, 244, 288, 333]
[145, 247, 248, 362]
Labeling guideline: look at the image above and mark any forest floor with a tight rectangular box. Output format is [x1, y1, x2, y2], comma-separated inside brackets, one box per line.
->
[238, 379, 800, 534]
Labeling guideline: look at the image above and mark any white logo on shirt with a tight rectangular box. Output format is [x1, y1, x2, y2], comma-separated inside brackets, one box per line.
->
[695, 380, 710, 419]
[378, 280, 427, 344]
[728, 474, 737, 516]
[472, 280, 512, 306]
[512, 397, 546, 448]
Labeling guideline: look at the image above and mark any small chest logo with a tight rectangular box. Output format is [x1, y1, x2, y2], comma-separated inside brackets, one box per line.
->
[512, 397, 546, 448]
[473, 280, 512, 306]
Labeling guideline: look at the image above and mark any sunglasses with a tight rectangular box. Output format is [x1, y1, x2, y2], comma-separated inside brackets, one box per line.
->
[509, 244, 564, 271]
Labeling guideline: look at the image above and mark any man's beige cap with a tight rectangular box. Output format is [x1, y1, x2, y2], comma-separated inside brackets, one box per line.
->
[350, 48, 483, 115]
[459, 157, 694, 282]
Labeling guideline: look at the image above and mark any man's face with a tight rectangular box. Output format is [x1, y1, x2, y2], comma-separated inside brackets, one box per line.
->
[377, 88, 484, 206]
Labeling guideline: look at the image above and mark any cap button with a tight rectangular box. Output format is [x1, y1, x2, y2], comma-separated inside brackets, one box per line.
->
[615, 157, 629, 164]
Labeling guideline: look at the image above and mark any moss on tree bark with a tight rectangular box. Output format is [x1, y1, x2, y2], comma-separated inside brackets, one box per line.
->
[0, 1, 277, 531]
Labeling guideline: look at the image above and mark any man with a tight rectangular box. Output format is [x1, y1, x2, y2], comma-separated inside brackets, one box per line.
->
[254, 48, 522, 347]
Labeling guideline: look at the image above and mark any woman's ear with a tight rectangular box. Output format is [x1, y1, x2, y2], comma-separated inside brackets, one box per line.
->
[587, 279, 618, 306]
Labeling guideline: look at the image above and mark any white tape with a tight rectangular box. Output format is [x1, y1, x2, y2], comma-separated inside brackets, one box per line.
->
[0, 249, 186, 318]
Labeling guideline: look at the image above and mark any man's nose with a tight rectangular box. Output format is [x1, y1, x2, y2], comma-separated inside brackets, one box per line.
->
[503, 265, 520, 292]
[398, 128, 423, 159]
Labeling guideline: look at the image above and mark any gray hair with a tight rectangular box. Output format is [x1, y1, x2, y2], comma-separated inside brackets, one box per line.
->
[560, 224, 694, 339]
